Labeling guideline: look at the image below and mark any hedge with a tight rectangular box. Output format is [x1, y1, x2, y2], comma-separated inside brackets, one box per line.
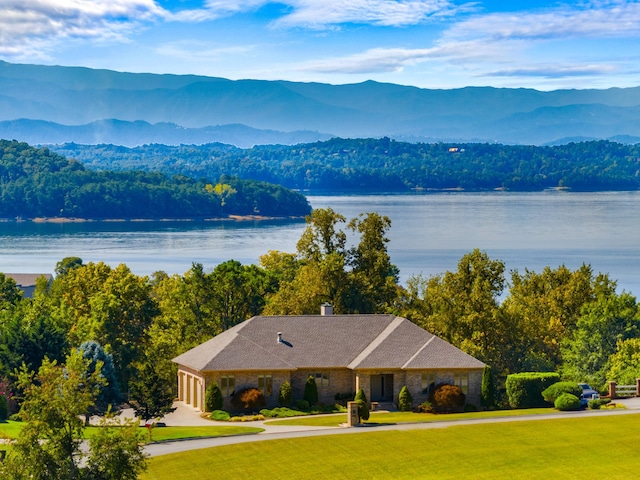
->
[506, 372, 560, 408]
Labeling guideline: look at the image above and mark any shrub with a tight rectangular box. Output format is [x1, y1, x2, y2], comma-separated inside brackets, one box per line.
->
[398, 386, 413, 412]
[354, 388, 370, 421]
[464, 403, 478, 412]
[505, 372, 560, 409]
[205, 382, 224, 412]
[259, 407, 307, 418]
[334, 392, 355, 405]
[541, 382, 582, 404]
[0, 394, 8, 422]
[554, 393, 581, 411]
[303, 375, 318, 406]
[588, 398, 611, 410]
[481, 366, 495, 409]
[278, 381, 292, 407]
[210, 410, 231, 421]
[432, 384, 466, 413]
[231, 387, 266, 412]
[295, 399, 310, 411]
[415, 401, 435, 414]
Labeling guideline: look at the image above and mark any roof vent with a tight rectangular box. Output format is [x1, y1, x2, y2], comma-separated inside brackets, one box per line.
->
[277, 332, 283, 343]
[320, 303, 333, 316]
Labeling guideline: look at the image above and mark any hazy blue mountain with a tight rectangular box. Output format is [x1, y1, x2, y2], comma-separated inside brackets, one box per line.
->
[3, 60, 640, 146]
[0, 119, 332, 148]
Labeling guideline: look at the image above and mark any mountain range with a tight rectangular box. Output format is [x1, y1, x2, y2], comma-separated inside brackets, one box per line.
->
[2, 60, 640, 147]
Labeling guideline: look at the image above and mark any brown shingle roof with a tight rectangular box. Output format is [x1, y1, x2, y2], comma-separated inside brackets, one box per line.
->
[173, 314, 485, 373]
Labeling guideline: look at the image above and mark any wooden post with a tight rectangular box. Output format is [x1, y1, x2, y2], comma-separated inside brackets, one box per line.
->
[636, 378, 640, 397]
[609, 381, 617, 399]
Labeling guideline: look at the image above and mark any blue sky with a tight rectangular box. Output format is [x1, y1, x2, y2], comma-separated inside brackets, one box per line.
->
[1, 0, 640, 90]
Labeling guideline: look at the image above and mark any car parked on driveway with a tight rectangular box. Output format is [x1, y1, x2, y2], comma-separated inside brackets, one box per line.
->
[579, 383, 599, 402]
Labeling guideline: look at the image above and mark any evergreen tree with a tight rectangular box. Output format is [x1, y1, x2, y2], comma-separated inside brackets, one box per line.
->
[354, 388, 370, 421]
[304, 375, 318, 406]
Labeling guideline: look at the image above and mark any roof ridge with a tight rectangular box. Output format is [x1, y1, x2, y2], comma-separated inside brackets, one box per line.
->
[401, 333, 436, 369]
[348, 316, 404, 369]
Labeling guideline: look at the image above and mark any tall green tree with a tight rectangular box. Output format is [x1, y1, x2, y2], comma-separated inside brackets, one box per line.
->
[347, 212, 399, 313]
[409, 250, 506, 367]
[502, 264, 616, 371]
[296, 208, 347, 261]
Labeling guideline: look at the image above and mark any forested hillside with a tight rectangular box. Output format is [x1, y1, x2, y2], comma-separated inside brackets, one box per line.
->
[0, 140, 311, 219]
[52, 138, 640, 192]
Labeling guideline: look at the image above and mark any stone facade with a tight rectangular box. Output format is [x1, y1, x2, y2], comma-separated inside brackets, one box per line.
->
[178, 366, 484, 411]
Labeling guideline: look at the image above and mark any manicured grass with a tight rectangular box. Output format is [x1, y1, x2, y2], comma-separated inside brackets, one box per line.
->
[0, 421, 23, 439]
[141, 413, 640, 479]
[265, 407, 560, 427]
[143, 425, 263, 442]
[0, 421, 262, 442]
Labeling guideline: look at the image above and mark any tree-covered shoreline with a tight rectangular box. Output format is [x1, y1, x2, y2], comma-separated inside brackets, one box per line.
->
[51, 137, 640, 193]
[0, 139, 311, 221]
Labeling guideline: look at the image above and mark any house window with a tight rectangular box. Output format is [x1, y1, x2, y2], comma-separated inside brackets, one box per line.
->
[454, 372, 469, 395]
[421, 372, 436, 392]
[258, 374, 273, 396]
[314, 372, 330, 387]
[220, 375, 235, 397]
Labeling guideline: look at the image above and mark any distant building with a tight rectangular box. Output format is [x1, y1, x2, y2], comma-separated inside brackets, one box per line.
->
[4, 273, 53, 298]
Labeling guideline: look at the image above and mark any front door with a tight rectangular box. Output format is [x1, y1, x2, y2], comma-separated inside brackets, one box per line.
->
[370, 374, 394, 402]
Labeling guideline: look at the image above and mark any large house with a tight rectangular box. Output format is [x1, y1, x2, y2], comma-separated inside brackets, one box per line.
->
[173, 305, 485, 411]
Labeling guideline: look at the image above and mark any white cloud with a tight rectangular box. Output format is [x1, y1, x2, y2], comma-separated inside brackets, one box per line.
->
[156, 40, 255, 61]
[271, 0, 463, 29]
[483, 64, 618, 79]
[0, 0, 167, 57]
[444, 0, 640, 42]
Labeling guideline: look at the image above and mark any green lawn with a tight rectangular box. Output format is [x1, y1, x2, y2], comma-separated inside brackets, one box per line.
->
[0, 421, 23, 439]
[265, 407, 560, 427]
[141, 413, 640, 479]
[0, 421, 263, 442]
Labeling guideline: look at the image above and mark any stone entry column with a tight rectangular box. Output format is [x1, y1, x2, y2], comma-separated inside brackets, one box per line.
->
[347, 401, 360, 427]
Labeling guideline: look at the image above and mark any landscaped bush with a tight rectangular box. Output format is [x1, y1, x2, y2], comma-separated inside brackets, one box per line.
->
[481, 366, 495, 409]
[415, 401, 434, 414]
[205, 382, 223, 412]
[304, 375, 318, 406]
[334, 392, 355, 405]
[278, 381, 292, 407]
[229, 414, 265, 422]
[210, 410, 231, 421]
[464, 403, 478, 412]
[554, 393, 582, 411]
[505, 372, 560, 408]
[398, 386, 413, 412]
[354, 388, 370, 421]
[588, 398, 612, 410]
[260, 407, 307, 418]
[542, 382, 582, 404]
[0, 394, 8, 422]
[432, 384, 466, 413]
[231, 387, 266, 412]
[295, 399, 310, 411]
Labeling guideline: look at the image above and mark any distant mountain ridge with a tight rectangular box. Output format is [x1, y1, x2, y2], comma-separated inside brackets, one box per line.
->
[2, 60, 640, 146]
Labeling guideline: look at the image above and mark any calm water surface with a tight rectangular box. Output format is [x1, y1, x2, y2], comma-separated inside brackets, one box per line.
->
[2, 191, 638, 295]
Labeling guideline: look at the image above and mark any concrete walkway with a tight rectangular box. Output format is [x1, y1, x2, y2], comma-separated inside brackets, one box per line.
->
[143, 399, 640, 457]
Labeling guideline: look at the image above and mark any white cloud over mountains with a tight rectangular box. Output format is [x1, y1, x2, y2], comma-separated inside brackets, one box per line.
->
[0, 0, 166, 56]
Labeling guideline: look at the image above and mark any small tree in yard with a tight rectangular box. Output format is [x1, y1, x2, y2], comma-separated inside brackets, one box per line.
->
[481, 366, 496, 409]
[205, 382, 224, 412]
[354, 388, 370, 421]
[304, 375, 318, 406]
[398, 385, 413, 411]
[279, 381, 292, 407]
[0, 350, 147, 480]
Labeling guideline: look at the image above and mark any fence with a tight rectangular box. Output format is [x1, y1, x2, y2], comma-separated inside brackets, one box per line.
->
[607, 379, 640, 399]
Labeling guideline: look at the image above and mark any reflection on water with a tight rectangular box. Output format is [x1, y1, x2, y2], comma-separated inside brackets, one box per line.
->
[1, 191, 639, 295]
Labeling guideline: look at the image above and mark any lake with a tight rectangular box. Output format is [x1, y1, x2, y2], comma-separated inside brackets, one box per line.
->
[2, 191, 639, 296]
